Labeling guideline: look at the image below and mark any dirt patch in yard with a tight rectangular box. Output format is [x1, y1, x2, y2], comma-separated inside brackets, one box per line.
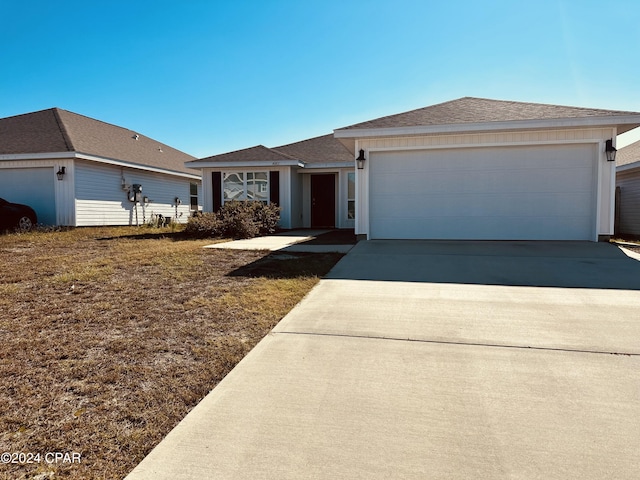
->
[0, 227, 342, 479]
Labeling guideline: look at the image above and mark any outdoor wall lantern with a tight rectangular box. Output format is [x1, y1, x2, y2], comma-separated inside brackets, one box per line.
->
[605, 139, 617, 162]
[56, 166, 66, 180]
[356, 149, 366, 169]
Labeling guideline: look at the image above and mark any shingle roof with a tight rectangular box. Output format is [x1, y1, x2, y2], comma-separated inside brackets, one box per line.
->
[274, 134, 353, 164]
[0, 108, 197, 175]
[190, 134, 354, 166]
[193, 145, 299, 164]
[617, 139, 640, 167]
[337, 97, 640, 131]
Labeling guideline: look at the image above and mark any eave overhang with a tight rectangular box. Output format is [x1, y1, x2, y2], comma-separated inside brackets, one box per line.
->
[616, 159, 640, 173]
[185, 160, 304, 169]
[334, 115, 640, 153]
[0, 151, 201, 180]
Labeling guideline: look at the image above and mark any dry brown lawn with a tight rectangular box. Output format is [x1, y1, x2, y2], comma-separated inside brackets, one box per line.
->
[0, 227, 342, 479]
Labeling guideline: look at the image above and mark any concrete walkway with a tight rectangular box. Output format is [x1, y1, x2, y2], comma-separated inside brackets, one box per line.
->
[126, 241, 640, 480]
[204, 229, 354, 253]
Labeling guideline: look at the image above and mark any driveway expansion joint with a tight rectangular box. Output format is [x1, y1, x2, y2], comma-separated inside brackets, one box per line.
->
[274, 330, 640, 357]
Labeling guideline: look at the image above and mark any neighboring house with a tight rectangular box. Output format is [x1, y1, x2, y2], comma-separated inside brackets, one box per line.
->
[188, 97, 640, 241]
[615, 139, 640, 237]
[0, 108, 201, 226]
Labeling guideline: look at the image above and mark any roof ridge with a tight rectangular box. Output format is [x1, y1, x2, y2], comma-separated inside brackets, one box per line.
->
[51, 108, 75, 151]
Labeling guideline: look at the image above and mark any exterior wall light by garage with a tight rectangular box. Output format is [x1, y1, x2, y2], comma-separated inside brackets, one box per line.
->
[56, 166, 66, 180]
[356, 149, 366, 169]
[605, 139, 617, 162]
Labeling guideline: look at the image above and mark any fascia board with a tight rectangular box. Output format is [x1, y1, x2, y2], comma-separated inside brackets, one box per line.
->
[303, 162, 354, 169]
[334, 115, 640, 139]
[185, 160, 304, 169]
[75, 153, 202, 180]
[616, 160, 640, 173]
[0, 152, 73, 161]
[0, 151, 201, 180]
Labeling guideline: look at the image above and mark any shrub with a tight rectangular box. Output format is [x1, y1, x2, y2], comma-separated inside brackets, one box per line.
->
[184, 201, 280, 239]
[184, 212, 223, 238]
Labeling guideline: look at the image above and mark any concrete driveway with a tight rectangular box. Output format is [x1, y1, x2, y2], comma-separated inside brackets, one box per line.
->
[127, 241, 640, 480]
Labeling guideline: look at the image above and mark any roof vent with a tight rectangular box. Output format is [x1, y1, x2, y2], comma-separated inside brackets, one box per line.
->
[133, 134, 139, 140]
[158, 147, 163, 152]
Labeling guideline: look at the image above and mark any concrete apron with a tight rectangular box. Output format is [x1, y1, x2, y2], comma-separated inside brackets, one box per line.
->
[126, 240, 640, 480]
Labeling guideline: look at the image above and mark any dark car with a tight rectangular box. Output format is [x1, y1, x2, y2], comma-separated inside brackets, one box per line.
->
[0, 197, 37, 231]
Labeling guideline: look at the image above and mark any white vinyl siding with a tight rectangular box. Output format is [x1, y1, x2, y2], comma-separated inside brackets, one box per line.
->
[369, 144, 596, 240]
[616, 168, 640, 236]
[75, 161, 197, 226]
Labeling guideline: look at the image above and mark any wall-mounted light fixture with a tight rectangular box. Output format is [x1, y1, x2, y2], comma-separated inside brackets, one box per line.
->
[356, 149, 366, 169]
[56, 166, 66, 181]
[605, 139, 617, 162]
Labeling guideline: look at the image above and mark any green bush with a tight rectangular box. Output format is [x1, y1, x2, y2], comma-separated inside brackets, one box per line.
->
[184, 201, 280, 239]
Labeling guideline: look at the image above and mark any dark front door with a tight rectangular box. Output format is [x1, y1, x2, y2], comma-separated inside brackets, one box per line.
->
[311, 174, 335, 228]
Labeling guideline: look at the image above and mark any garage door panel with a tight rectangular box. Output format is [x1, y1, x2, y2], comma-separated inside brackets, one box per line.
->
[375, 215, 591, 241]
[374, 192, 592, 218]
[369, 145, 596, 240]
[374, 167, 592, 196]
[0, 167, 56, 225]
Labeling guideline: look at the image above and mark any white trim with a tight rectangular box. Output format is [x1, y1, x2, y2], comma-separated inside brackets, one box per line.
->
[364, 137, 607, 154]
[0, 151, 200, 180]
[608, 133, 618, 235]
[361, 138, 607, 241]
[303, 162, 353, 169]
[335, 115, 640, 139]
[595, 141, 604, 240]
[0, 152, 72, 161]
[186, 160, 349, 170]
[186, 160, 303, 169]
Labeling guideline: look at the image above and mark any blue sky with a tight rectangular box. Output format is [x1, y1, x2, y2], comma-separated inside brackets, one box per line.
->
[2, 0, 639, 157]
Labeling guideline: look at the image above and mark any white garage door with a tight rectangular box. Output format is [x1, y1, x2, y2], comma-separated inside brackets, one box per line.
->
[0, 167, 56, 225]
[369, 144, 596, 240]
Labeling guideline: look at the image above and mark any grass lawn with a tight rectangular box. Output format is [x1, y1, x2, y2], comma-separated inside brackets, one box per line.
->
[0, 227, 343, 479]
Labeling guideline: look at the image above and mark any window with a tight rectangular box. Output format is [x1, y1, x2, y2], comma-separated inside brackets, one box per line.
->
[223, 172, 245, 201]
[247, 172, 268, 202]
[223, 172, 269, 204]
[347, 172, 355, 220]
[190, 183, 199, 211]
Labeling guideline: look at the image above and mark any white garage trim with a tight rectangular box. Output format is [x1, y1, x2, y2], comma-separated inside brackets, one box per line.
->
[367, 143, 598, 241]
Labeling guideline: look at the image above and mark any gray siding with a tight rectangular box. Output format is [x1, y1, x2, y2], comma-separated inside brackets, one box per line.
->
[617, 168, 640, 237]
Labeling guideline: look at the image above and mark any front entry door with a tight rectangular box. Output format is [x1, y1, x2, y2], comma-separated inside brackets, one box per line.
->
[311, 174, 335, 228]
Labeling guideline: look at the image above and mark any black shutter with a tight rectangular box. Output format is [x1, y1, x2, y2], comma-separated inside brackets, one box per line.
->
[269, 171, 280, 205]
[212, 172, 222, 212]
